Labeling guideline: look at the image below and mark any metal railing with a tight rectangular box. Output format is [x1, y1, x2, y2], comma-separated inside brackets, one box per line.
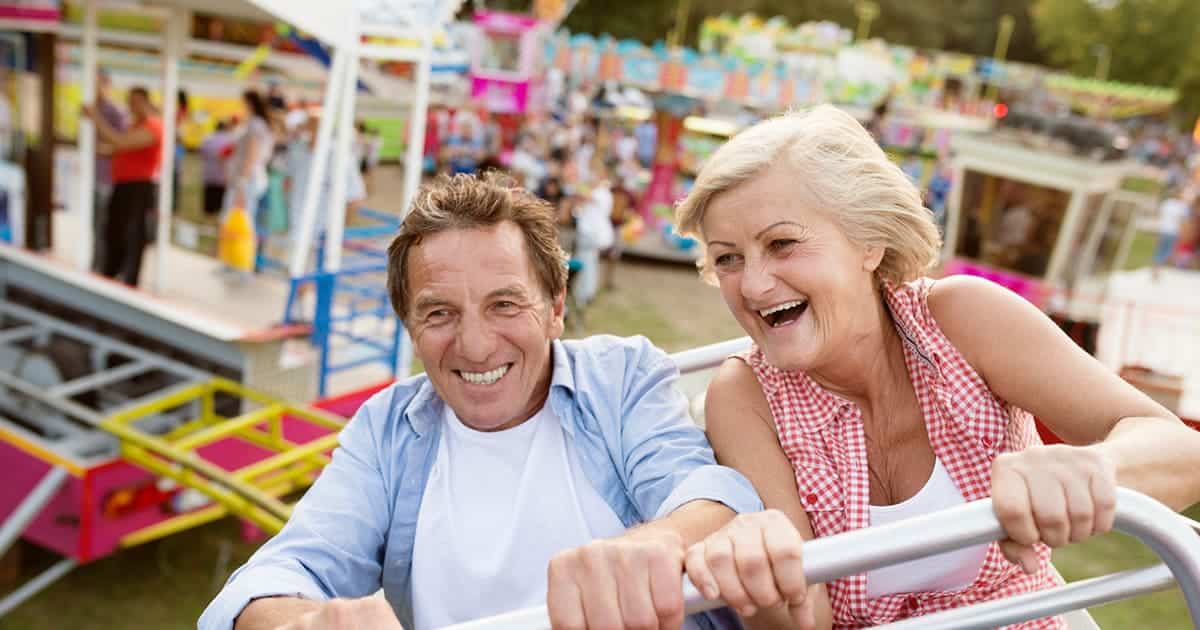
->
[442, 487, 1200, 630]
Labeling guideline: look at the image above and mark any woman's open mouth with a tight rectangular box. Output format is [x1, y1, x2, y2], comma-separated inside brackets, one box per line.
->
[758, 299, 809, 328]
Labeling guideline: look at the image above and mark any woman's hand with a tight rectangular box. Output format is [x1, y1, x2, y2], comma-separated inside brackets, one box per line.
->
[684, 510, 816, 629]
[991, 444, 1119, 574]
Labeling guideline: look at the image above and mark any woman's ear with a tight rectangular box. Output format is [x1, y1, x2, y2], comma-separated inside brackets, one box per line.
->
[863, 244, 885, 273]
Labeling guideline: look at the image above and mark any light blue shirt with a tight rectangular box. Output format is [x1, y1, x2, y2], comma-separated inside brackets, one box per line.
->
[199, 335, 761, 630]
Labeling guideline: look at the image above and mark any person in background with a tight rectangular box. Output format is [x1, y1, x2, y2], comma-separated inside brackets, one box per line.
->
[199, 120, 235, 217]
[355, 121, 383, 197]
[570, 163, 614, 308]
[443, 118, 482, 176]
[1153, 186, 1192, 271]
[90, 68, 128, 272]
[284, 115, 366, 244]
[221, 90, 275, 276]
[172, 89, 189, 212]
[83, 86, 164, 287]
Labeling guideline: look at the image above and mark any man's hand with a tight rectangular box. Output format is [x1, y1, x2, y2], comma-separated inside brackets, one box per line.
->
[274, 596, 403, 630]
[547, 530, 686, 630]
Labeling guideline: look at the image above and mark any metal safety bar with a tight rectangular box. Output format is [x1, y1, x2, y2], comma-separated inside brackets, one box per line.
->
[669, 337, 752, 375]
[440, 488, 1200, 630]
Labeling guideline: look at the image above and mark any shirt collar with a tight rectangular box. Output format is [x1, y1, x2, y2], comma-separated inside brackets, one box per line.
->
[404, 339, 578, 437]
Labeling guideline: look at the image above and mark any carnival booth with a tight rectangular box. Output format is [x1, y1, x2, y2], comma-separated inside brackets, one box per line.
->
[469, 10, 545, 115]
[941, 126, 1150, 351]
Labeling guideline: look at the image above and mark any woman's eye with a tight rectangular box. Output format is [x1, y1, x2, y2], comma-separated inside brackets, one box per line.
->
[768, 239, 797, 252]
[714, 253, 741, 267]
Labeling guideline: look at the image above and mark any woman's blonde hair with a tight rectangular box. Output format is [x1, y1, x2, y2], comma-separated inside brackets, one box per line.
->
[675, 104, 941, 285]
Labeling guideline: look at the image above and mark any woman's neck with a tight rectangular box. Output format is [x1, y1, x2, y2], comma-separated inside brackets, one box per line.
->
[806, 287, 908, 415]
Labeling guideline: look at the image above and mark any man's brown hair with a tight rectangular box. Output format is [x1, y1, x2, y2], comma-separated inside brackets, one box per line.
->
[387, 173, 568, 322]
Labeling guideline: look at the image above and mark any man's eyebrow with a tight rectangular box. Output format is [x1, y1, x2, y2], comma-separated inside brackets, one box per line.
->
[412, 295, 453, 312]
[486, 285, 531, 301]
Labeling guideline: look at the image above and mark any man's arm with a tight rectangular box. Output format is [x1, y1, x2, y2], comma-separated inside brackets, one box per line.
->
[198, 395, 395, 630]
[546, 339, 762, 630]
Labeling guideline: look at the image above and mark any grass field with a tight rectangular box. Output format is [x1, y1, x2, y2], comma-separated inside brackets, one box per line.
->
[3, 163, 1193, 629]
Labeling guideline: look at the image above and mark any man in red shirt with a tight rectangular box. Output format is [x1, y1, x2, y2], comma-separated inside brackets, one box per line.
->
[83, 86, 163, 287]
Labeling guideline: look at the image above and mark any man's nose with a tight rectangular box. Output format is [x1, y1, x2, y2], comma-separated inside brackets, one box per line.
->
[455, 313, 498, 364]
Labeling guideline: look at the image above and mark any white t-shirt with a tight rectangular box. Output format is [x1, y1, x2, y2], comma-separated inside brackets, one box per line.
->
[573, 185, 615, 251]
[1158, 198, 1191, 235]
[866, 458, 989, 598]
[411, 404, 627, 630]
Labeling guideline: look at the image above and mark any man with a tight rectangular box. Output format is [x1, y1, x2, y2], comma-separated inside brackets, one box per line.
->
[90, 69, 129, 271]
[83, 86, 163, 287]
[199, 173, 760, 630]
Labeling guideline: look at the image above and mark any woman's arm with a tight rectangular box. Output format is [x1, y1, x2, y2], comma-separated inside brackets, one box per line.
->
[689, 358, 833, 630]
[930, 275, 1200, 509]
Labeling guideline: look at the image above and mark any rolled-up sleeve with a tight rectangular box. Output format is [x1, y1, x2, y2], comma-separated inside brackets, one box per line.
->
[198, 399, 392, 630]
[617, 341, 763, 520]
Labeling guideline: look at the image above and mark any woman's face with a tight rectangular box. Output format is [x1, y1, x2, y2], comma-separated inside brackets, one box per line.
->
[701, 164, 883, 372]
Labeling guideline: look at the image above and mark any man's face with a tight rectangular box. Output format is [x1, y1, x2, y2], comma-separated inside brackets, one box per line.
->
[406, 222, 565, 432]
[128, 92, 151, 118]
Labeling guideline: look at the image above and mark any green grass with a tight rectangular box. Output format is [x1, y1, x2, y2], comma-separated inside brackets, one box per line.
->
[1052, 503, 1200, 628]
[1125, 230, 1159, 271]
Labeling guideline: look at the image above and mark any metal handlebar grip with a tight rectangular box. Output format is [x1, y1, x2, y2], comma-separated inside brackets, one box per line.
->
[440, 488, 1200, 630]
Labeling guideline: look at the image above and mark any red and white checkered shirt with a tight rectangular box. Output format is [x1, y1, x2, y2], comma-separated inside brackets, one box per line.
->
[739, 278, 1065, 629]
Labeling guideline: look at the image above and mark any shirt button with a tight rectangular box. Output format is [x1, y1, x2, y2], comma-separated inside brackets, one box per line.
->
[804, 493, 818, 506]
[906, 595, 920, 613]
[982, 437, 996, 449]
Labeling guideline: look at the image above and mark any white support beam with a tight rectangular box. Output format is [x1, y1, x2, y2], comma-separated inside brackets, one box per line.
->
[76, 0, 99, 271]
[324, 11, 362, 273]
[400, 28, 433, 218]
[153, 7, 189, 294]
[358, 44, 427, 63]
[289, 50, 348, 278]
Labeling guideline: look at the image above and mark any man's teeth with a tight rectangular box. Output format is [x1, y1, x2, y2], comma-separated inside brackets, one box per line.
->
[460, 365, 509, 385]
[758, 300, 806, 318]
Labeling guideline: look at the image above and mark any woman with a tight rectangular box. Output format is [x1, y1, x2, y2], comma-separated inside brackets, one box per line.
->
[673, 105, 1200, 629]
[219, 90, 275, 275]
[226, 90, 274, 213]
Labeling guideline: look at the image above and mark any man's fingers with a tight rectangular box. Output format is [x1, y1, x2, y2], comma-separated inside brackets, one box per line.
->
[547, 557, 587, 630]
[616, 549, 662, 630]
[685, 543, 719, 601]
[579, 546, 624, 630]
[645, 546, 685, 630]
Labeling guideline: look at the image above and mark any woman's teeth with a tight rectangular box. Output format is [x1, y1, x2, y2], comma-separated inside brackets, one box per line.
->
[459, 364, 509, 385]
[758, 300, 806, 318]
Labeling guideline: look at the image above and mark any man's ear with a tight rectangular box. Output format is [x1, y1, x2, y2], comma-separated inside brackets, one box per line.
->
[549, 289, 567, 338]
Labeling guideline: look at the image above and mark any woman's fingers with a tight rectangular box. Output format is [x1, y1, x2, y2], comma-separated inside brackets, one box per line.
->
[685, 511, 808, 620]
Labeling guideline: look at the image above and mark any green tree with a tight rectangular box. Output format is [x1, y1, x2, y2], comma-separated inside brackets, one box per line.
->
[1032, 0, 1200, 123]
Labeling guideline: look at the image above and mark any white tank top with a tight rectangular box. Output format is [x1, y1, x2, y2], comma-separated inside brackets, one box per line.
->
[866, 457, 989, 599]
[410, 403, 627, 630]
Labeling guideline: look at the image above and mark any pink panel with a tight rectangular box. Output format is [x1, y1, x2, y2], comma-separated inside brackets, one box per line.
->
[472, 77, 532, 114]
[0, 442, 90, 560]
[3, 382, 387, 562]
[474, 10, 539, 32]
[942, 258, 1048, 307]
